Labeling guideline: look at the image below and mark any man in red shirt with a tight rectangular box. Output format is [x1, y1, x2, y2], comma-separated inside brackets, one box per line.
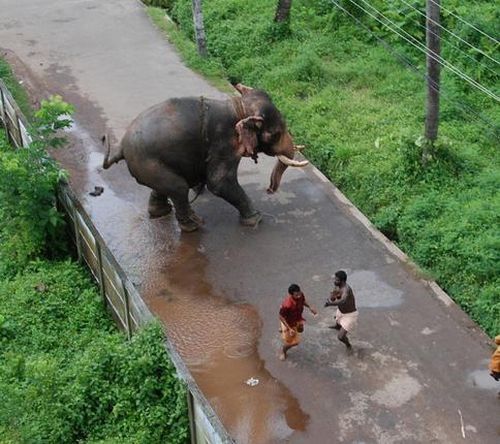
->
[279, 284, 317, 361]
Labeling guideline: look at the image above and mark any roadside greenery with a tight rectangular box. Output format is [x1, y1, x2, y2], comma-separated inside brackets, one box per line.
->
[0, 62, 188, 443]
[0, 59, 31, 118]
[146, 0, 499, 335]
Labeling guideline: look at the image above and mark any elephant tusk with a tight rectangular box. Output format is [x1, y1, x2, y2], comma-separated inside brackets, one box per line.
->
[294, 145, 306, 151]
[277, 155, 309, 167]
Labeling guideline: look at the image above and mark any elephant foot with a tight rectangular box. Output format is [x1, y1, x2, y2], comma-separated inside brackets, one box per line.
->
[148, 201, 173, 219]
[177, 212, 204, 233]
[148, 192, 173, 218]
[240, 211, 262, 227]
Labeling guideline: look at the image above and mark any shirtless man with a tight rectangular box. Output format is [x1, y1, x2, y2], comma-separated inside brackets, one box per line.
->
[325, 270, 358, 350]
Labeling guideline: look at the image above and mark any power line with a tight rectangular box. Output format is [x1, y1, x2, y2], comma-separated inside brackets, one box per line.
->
[428, 0, 500, 46]
[345, 0, 500, 102]
[396, 0, 499, 79]
[327, 0, 500, 138]
[398, 0, 500, 67]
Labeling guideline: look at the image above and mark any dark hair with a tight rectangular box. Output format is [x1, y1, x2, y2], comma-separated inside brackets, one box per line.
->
[335, 270, 347, 282]
[288, 284, 301, 294]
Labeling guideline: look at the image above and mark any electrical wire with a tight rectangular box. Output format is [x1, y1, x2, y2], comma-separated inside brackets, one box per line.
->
[345, 0, 500, 102]
[428, 0, 500, 46]
[396, 0, 499, 78]
[398, 0, 500, 67]
[327, 0, 500, 138]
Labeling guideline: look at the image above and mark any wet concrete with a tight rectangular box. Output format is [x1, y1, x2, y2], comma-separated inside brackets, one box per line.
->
[1, 1, 499, 443]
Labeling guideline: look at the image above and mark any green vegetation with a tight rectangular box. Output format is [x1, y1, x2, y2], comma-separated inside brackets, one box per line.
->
[0, 58, 32, 119]
[147, 0, 499, 335]
[0, 96, 73, 277]
[0, 65, 188, 442]
[0, 263, 188, 443]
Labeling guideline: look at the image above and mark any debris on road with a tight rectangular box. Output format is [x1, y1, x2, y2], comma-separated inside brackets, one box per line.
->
[245, 377, 259, 387]
[89, 186, 104, 197]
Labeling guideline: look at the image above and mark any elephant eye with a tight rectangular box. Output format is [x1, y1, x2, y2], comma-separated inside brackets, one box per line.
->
[262, 130, 280, 145]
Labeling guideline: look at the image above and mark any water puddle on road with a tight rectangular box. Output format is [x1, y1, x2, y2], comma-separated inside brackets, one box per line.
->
[143, 235, 309, 443]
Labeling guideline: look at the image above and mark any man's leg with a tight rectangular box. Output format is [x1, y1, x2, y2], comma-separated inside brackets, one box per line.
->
[338, 327, 352, 349]
[280, 343, 298, 360]
[328, 323, 341, 330]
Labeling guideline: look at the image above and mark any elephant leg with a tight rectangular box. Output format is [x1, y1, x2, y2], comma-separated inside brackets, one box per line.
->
[148, 190, 172, 219]
[207, 166, 261, 227]
[142, 167, 203, 232]
[168, 183, 204, 232]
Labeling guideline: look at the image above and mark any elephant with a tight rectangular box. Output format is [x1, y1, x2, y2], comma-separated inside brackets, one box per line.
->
[102, 84, 308, 232]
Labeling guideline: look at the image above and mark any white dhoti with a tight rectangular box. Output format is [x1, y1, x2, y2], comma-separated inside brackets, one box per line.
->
[335, 309, 358, 332]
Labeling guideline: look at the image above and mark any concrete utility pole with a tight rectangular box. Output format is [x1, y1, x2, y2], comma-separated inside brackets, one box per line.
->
[274, 0, 293, 23]
[425, 0, 441, 142]
[192, 0, 207, 57]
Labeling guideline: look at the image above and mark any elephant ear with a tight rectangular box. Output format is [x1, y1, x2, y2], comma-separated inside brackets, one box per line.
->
[235, 116, 263, 157]
[235, 83, 254, 95]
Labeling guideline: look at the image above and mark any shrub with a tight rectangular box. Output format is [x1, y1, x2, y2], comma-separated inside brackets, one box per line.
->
[0, 262, 188, 443]
[0, 96, 73, 278]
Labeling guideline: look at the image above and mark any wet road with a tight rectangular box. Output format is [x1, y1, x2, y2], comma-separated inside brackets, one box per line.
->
[1, 1, 499, 442]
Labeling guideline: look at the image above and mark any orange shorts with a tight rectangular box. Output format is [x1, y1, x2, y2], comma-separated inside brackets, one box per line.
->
[280, 321, 303, 346]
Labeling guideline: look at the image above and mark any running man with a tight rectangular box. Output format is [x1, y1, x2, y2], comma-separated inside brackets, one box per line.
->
[325, 270, 358, 350]
[489, 335, 500, 398]
[279, 284, 317, 361]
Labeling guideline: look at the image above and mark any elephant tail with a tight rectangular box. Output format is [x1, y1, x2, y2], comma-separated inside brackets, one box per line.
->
[102, 134, 124, 169]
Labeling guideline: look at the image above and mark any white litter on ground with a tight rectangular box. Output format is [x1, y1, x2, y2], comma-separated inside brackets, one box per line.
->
[245, 377, 259, 387]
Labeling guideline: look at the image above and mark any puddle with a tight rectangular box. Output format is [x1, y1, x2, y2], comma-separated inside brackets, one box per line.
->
[143, 235, 309, 443]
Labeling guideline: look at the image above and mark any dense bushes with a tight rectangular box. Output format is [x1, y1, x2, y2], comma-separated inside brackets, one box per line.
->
[0, 262, 188, 443]
[147, 0, 499, 335]
[0, 97, 72, 277]
[0, 60, 188, 442]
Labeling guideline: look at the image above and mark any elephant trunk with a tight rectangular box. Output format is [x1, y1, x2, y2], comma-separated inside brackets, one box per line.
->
[267, 146, 308, 194]
[267, 159, 288, 194]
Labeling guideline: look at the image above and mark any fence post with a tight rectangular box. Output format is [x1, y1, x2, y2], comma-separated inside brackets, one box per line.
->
[0, 87, 12, 145]
[187, 391, 197, 444]
[0, 86, 5, 126]
[122, 280, 132, 340]
[72, 204, 83, 263]
[15, 115, 23, 147]
[96, 241, 106, 302]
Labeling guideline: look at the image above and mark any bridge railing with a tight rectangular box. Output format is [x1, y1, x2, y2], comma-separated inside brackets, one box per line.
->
[0, 78, 233, 444]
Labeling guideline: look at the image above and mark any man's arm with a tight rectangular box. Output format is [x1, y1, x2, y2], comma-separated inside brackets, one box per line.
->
[303, 297, 318, 315]
[325, 287, 348, 307]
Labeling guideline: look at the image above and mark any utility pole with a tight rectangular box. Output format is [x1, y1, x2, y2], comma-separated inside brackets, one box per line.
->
[425, 0, 441, 143]
[192, 0, 207, 57]
[274, 0, 293, 23]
